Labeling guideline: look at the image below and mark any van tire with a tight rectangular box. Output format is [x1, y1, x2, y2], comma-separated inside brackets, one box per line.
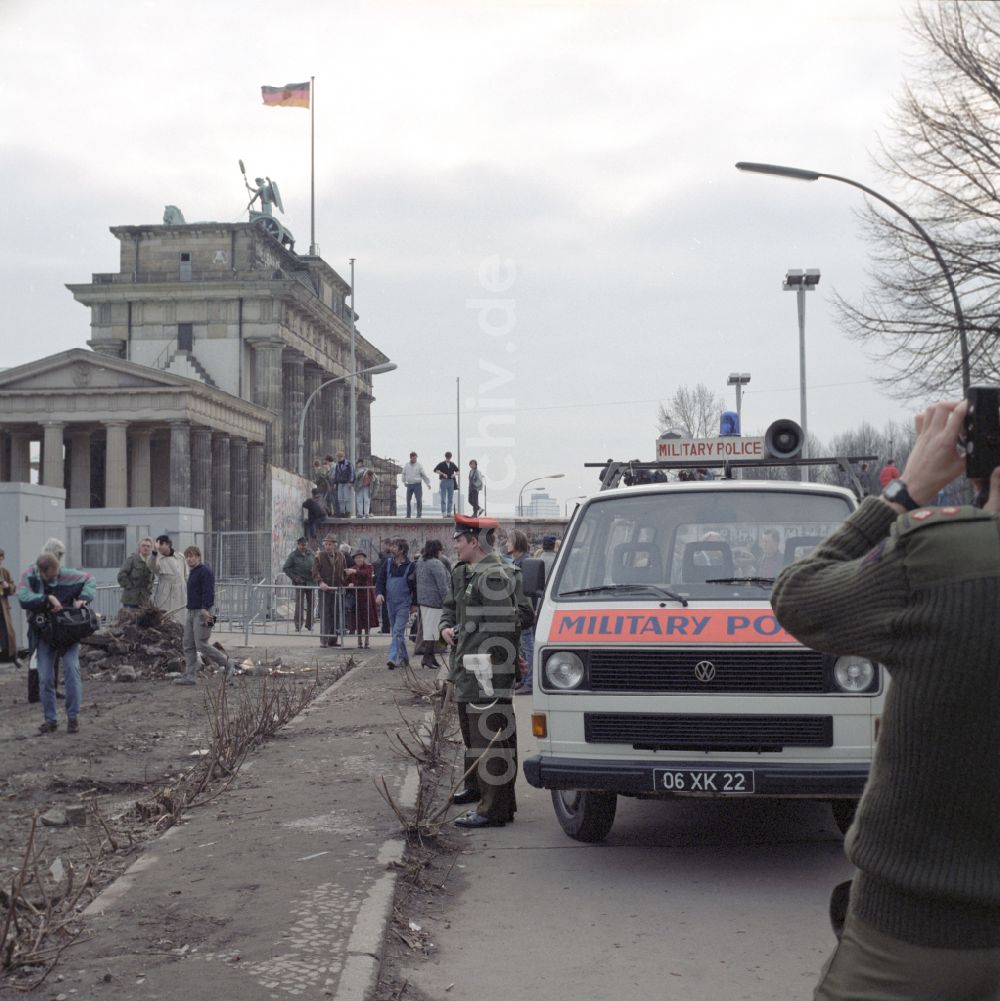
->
[551, 790, 617, 842]
[831, 799, 858, 836]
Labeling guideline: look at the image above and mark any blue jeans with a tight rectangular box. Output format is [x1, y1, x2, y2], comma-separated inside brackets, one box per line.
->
[406, 483, 422, 518]
[36, 637, 81, 723]
[335, 482, 353, 516]
[387, 600, 410, 664]
[519, 625, 535, 686]
[440, 479, 455, 515]
[355, 485, 371, 517]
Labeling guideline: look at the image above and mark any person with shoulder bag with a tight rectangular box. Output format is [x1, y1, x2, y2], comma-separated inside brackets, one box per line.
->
[16, 552, 96, 734]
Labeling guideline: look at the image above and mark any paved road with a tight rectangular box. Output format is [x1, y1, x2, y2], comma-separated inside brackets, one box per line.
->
[396, 708, 853, 1001]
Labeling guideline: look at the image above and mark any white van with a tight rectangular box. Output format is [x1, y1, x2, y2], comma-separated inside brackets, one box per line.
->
[523, 478, 882, 842]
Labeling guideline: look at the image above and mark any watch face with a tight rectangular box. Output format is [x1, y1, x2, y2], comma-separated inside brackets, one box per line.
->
[884, 480, 915, 508]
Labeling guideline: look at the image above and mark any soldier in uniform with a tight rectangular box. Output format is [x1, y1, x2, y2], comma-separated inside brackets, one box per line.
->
[440, 515, 534, 829]
[772, 400, 1000, 1001]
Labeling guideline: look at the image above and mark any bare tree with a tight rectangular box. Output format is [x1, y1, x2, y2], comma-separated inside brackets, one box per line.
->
[657, 383, 726, 438]
[837, 1, 1000, 396]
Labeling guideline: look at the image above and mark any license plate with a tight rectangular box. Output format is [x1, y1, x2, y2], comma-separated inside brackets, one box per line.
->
[653, 768, 755, 794]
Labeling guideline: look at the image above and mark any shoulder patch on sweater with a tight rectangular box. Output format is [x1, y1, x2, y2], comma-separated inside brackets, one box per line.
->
[894, 507, 1000, 587]
[895, 505, 992, 536]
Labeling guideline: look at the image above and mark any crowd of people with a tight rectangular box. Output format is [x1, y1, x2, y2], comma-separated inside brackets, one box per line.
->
[276, 527, 560, 682]
[303, 450, 489, 524]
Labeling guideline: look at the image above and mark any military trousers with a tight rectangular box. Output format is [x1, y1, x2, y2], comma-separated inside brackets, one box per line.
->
[815, 912, 1000, 1001]
[457, 700, 517, 823]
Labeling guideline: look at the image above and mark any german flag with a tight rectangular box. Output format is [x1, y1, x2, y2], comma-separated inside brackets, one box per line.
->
[261, 82, 310, 108]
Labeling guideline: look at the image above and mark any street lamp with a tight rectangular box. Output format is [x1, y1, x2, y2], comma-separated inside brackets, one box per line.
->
[726, 372, 751, 432]
[782, 269, 820, 456]
[517, 474, 565, 518]
[735, 161, 970, 390]
[298, 362, 397, 476]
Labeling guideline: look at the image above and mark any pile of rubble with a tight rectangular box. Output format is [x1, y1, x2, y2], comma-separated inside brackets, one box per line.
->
[79, 606, 188, 679]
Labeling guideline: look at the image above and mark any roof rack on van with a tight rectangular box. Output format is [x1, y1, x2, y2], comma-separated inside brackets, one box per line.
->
[586, 456, 879, 494]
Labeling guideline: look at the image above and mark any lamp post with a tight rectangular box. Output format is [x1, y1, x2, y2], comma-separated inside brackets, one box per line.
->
[782, 269, 820, 455]
[517, 474, 565, 518]
[348, 258, 357, 464]
[735, 161, 970, 390]
[726, 372, 751, 431]
[298, 362, 397, 476]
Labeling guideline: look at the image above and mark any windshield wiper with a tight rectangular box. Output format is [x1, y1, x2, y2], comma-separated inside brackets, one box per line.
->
[703, 576, 775, 588]
[559, 583, 689, 606]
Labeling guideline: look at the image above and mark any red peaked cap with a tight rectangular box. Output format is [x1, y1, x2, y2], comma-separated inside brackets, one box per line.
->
[453, 514, 500, 538]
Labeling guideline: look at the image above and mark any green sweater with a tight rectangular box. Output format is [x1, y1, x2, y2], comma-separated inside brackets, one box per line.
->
[772, 497, 1000, 948]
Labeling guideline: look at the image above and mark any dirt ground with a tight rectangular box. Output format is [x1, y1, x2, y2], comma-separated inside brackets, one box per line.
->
[0, 638, 360, 933]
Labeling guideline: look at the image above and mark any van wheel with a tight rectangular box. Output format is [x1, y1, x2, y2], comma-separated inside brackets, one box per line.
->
[551, 790, 617, 842]
[831, 799, 858, 836]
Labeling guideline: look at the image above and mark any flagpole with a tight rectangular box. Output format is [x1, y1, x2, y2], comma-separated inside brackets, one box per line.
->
[309, 75, 316, 255]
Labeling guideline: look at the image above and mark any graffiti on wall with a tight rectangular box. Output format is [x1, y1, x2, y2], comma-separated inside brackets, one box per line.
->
[270, 466, 314, 581]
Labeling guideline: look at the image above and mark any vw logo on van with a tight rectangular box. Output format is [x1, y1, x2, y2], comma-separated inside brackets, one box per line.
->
[694, 660, 717, 683]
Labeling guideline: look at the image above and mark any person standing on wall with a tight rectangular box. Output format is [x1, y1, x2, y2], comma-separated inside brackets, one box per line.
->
[354, 461, 379, 518]
[433, 451, 460, 517]
[467, 459, 484, 516]
[401, 452, 431, 518]
[331, 450, 355, 518]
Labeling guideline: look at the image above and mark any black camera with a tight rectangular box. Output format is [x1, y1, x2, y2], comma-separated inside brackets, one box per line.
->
[963, 385, 1000, 478]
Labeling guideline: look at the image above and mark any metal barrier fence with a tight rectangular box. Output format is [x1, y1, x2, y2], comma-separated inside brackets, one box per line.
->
[193, 532, 271, 581]
[94, 578, 261, 631]
[243, 584, 381, 644]
[93, 582, 383, 647]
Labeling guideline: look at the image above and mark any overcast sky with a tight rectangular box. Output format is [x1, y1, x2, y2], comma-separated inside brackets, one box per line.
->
[2, 0, 925, 513]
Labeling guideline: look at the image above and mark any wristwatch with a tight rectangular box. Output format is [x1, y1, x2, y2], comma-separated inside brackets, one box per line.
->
[881, 478, 921, 511]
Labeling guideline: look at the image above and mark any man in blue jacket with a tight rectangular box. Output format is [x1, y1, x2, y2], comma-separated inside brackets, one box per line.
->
[175, 545, 236, 686]
[16, 553, 96, 734]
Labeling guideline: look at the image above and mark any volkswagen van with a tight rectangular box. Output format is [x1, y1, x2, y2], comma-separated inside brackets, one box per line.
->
[523, 478, 882, 842]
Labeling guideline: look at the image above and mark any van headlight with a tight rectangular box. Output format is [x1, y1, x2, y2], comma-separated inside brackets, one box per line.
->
[545, 651, 586, 690]
[833, 656, 875, 693]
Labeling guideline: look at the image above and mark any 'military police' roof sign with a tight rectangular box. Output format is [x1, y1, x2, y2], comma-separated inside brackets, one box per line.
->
[655, 436, 765, 462]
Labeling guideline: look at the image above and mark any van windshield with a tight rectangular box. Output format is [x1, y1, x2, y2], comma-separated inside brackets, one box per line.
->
[553, 489, 854, 601]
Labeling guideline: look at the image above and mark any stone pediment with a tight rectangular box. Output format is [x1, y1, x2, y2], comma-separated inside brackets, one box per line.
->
[0, 349, 193, 393]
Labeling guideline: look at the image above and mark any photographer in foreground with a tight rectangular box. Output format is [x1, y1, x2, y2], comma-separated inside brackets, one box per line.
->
[16, 553, 96, 734]
[772, 400, 1000, 1000]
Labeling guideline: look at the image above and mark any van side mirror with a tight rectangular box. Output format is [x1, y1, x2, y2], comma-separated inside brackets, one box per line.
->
[520, 557, 546, 598]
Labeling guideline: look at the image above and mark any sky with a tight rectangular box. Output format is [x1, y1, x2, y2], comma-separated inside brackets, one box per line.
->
[1, 0, 929, 514]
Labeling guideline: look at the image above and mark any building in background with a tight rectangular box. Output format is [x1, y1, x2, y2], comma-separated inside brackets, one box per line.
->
[524, 489, 560, 519]
[0, 214, 400, 581]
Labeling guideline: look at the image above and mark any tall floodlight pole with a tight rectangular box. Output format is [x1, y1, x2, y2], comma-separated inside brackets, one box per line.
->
[782, 269, 820, 456]
[736, 161, 970, 390]
[726, 372, 751, 430]
[455, 376, 462, 516]
[299, 362, 397, 476]
[349, 258, 357, 464]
